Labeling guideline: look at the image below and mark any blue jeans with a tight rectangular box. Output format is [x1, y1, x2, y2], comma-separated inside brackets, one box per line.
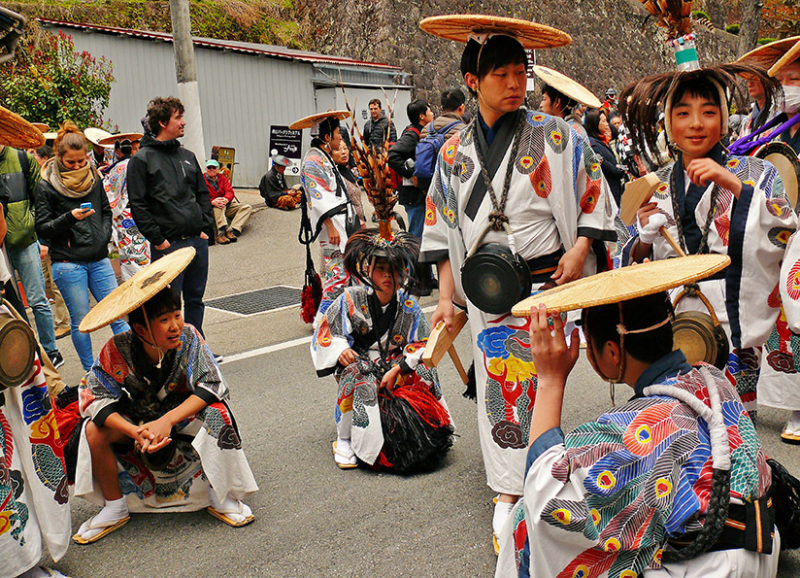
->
[404, 201, 425, 239]
[151, 235, 208, 337]
[52, 258, 130, 370]
[7, 241, 58, 358]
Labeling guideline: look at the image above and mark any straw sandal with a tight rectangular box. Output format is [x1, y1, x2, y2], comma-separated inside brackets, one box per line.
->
[332, 440, 357, 469]
[72, 515, 130, 544]
[207, 501, 255, 527]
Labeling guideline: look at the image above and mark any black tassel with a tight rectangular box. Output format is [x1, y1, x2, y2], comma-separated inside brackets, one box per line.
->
[768, 458, 800, 550]
[463, 362, 477, 401]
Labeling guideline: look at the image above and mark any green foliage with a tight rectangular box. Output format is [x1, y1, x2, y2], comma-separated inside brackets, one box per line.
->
[691, 10, 710, 21]
[758, 37, 778, 45]
[725, 23, 740, 35]
[0, 28, 114, 129]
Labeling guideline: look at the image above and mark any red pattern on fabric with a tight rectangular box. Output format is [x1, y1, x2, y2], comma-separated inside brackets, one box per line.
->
[530, 155, 552, 198]
[787, 259, 800, 300]
[425, 195, 437, 226]
[555, 548, 618, 578]
[580, 177, 600, 214]
[767, 283, 782, 308]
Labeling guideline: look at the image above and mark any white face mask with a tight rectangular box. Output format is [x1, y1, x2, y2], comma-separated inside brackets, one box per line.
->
[780, 85, 800, 115]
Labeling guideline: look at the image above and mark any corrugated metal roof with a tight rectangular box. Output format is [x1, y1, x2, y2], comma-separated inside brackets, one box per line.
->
[38, 18, 403, 71]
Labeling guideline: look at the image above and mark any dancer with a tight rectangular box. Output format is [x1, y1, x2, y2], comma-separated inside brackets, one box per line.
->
[418, 14, 617, 557]
[311, 229, 453, 472]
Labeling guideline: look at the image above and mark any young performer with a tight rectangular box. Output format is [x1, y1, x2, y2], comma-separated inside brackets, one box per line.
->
[311, 229, 453, 472]
[56, 249, 258, 544]
[499, 256, 780, 578]
[292, 110, 353, 314]
[618, 63, 797, 419]
[418, 15, 617, 556]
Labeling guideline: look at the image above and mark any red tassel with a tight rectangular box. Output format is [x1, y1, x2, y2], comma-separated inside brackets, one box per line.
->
[300, 272, 323, 324]
[392, 385, 450, 429]
[53, 399, 81, 448]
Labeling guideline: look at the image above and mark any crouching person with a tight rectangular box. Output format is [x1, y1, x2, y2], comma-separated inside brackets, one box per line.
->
[56, 248, 258, 544]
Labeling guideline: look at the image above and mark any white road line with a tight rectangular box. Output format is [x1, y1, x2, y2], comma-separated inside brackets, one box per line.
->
[220, 304, 438, 364]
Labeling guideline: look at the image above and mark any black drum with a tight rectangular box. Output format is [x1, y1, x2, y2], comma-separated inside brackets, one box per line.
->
[461, 243, 532, 314]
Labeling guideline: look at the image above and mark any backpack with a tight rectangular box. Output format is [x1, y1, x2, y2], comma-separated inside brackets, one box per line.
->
[413, 120, 461, 190]
[386, 126, 420, 190]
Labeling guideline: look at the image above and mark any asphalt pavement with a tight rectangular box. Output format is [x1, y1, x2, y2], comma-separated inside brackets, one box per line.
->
[46, 190, 800, 577]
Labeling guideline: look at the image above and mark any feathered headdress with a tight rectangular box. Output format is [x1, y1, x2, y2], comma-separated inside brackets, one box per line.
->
[618, 63, 781, 166]
[343, 228, 420, 292]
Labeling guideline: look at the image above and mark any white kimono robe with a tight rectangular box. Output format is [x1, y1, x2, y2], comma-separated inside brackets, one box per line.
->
[420, 109, 617, 495]
[301, 144, 350, 313]
[616, 154, 797, 416]
[0, 313, 71, 578]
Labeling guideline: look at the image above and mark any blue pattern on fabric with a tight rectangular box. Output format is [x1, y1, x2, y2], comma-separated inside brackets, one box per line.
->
[21, 385, 48, 425]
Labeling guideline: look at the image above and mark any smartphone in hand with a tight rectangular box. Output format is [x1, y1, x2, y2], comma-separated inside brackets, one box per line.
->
[80, 202, 92, 211]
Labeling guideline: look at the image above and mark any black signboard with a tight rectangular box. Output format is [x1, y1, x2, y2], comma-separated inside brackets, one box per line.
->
[269, 125, 303, 176]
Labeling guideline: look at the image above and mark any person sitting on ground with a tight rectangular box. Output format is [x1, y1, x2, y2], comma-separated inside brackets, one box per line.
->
[56, 248, 258, 544]
[310, 229, 453, 472]
[204, 159, 252, 244]
[497, 261, 781, 578]
[258, 155, 302, 210]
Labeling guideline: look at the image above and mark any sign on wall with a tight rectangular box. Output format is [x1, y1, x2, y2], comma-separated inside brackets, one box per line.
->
[269, 125, 303, 176]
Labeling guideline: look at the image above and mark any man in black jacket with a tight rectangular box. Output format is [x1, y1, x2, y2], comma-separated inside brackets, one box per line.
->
[387, 99, 433, 238]
[362, 99, 397, 149]
[128, 97, 214, 337]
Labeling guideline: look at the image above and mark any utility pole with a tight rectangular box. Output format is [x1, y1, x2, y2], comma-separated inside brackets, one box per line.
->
[737, 0, 764, 58]
[168, 0, 206, 163]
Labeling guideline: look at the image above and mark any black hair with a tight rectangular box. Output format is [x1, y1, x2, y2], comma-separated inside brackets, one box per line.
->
[407, 99, 430, 125]
[542, 84, 577, 115]
[127, 287, 182, 328]
[114, 139, 133, 157]
[460, 36, 528, 97]
[671, 75, 723, 111]
[317, 117, 341, 141]
[583, 108, 606, 139]
[34, 144, 53, 160]
[581, 292, 674, 364]
[441, 87, 466, 112]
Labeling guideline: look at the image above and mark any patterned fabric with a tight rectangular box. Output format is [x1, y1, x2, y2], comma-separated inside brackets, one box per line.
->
[0, 313, 71, 576]
[74, 325, 257, 511]
[420, 109, 617, 495]
[514, 365, 770, 578]
[310, 286, 450, 465]
[615, 156, 798, 415]
[103, 157, 151, 280]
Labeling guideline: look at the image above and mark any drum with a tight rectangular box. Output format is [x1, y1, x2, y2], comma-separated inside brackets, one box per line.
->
[0, 307, 36, 388]
[754, 141, 799, 210]
[671, 285, 729, 369]
[461, 243, 532, 314]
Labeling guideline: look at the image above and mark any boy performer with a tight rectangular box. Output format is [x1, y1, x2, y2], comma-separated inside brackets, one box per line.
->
[418, 15, 617, 556]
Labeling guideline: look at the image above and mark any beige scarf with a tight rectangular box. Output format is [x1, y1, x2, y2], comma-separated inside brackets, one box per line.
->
[41, 156, 97, 199]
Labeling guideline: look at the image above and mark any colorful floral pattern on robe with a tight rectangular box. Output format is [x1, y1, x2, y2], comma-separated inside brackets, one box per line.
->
[75, 325, 257, 511]
[512, 365, 770, 578]
[0, 333, 70, 577]
[103, 157, 151, 280]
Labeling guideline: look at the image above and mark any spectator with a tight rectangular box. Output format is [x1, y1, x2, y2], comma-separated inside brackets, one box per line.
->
[331, 141, 365, 226]
[101, 133, 151, 280]
[205, 159, 252, 244]
[388, 98, 434, 238]
[420, 87, 466, 141]
[584, 108, 625, 205]
[0, 140, 63, 368]
[258, 155, 302, 210]
[84, 127, 113, 170]
[362, 99, 397, 149]
[128, 96, 214, 342]
[738, 75, 775, 138]
[534, 67, 598, 137]
[601, 87, 617, 115]
[35, 121, 129, 371]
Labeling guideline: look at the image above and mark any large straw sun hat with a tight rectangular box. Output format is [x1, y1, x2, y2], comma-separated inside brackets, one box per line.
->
[511, 254, 730, 316]
[419, 15, 571, 49]
[97, 132, 143, 146]
[289, 110, 351, 131]
[533, 65, 602, 108]
[737, 36, 800, 70]
[0, 105, 45, 149]
[79, 248, 196, 332]
[83, 127, 113, 147]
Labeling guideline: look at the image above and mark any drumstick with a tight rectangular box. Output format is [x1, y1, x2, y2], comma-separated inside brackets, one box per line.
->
[659, 227, 687, 258]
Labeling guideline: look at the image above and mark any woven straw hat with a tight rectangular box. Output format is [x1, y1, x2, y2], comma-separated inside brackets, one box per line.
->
[737, 37, 799, 69]
[419, 15, 571, 49]
[0, 105, 45, 149]
[97, 132, 143, 146]
[511, 254, 730, 316]
[533, 65, 601, 108]
[32, 122, 49, 132]
[289, 110, 350, 130]
[769, 38, 800, 76]
[83, 127, 113, 147]
[79, 248, 196, 332]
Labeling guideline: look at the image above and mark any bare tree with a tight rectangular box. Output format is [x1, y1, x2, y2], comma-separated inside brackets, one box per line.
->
[737, 0, 763, 58]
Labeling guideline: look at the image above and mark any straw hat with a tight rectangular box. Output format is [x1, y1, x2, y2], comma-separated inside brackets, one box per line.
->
[533, 65, 602, 108]
[770, 38, 800, 76]
[0, 105, 45, 149]
[79, 248, 196, 332]
[43, 132, 58, 142]
[289, 110, 351, 131]
[419, 15, 571, 49]
[737, 37, 799, 69]
[32, 122, 50, 132]
[83, 127, 113, 147]
[511, 254, 730, 316]
[97, 132, 143, 146]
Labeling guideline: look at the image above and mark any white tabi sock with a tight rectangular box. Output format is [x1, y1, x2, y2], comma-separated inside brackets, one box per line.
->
[336, 437, 353, 456]
[76, 497, 129, 541]
[208, 486, 252, 523]
[492, 499, 515, 537]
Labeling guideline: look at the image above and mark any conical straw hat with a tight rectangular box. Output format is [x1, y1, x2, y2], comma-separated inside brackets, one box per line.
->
[769, 37, 800, 76]
[737, 36, 800, 70]
[0, 105, 45, 149]
[83, 127, 113, 147]
[533, 65, 602, 108]
[32, 122, 50, 132]
[79, 248, 196, 332]
[97, 132, 143, 146]
[419, 15, 571, 50]
[511, 254, 730, 317]
[290, 110, 351, 130]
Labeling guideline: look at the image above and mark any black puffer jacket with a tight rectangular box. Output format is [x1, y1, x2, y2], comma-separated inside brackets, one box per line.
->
[127, 134, 213, 246]
[35, 174, 112, 263]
